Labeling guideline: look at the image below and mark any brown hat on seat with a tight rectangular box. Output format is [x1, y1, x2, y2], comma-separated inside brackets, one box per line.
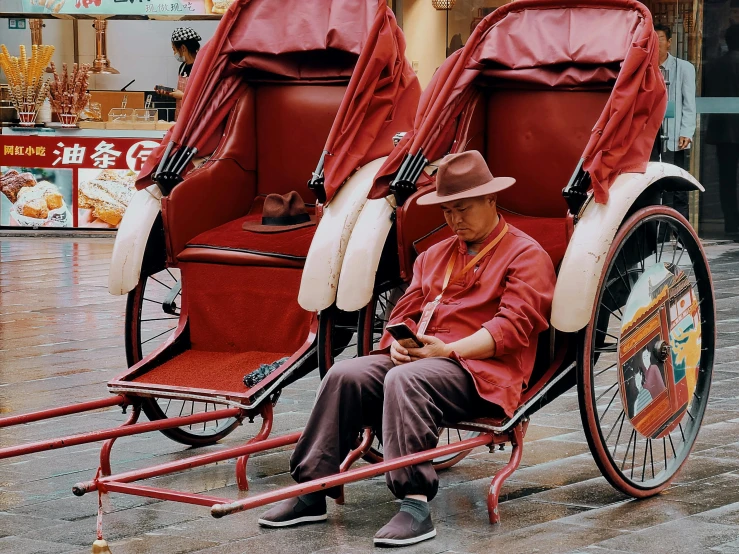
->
[242, 191, 316, 233]
[417, 150, 515, 205]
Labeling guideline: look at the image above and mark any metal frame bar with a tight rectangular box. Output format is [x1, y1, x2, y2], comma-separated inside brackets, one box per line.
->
[210, 433, 500, 518]
[74, 430, 303, 496]
[0, 407, 242, 460]
[100, 405, 142, 476]
[235, 403, 274, 491]
[488, 423, 525, 523]
[74, 422, 525, 526]
[0, 396, 127, 428]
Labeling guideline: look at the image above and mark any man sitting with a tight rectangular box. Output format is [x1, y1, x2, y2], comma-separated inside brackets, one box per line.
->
[259, 150, 557, 546]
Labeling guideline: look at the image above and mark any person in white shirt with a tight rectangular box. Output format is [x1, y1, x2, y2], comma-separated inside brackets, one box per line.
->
[650, 23, 696, 219]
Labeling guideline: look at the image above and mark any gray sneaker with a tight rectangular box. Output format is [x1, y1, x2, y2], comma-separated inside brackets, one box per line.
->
[258, 496, 327, 528]
[373, 510, 436, 547]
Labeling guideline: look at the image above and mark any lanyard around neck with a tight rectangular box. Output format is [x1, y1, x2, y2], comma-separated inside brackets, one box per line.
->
[439, 223, 509, 299]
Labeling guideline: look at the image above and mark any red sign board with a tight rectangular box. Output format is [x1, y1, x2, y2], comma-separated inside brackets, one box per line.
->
[1, 134, 160, 229]
[1, 135, 160, 173]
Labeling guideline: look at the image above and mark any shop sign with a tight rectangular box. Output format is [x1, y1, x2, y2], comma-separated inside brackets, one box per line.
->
[1, 134, 158, 229]
[10, 0, 227, 16]
[1, 136, 157, 172]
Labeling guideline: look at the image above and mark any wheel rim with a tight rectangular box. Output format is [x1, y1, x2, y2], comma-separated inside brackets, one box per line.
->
[580, 207, 714, 494]
[126, 268, 240, 445]
[358, 285, 480, 468]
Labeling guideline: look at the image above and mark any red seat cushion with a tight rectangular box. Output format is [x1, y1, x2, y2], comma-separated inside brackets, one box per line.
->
[179, 197, 316, 266]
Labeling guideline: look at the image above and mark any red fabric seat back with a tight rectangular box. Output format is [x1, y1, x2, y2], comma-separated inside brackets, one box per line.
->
[211, 88, 257, 170]
[255, 85, 347, 200]
[486, 89, 610, 218]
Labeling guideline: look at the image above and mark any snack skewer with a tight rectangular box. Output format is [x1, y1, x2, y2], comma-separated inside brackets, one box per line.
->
[48, 61, 92, 127]
[0, 44, 55, 126]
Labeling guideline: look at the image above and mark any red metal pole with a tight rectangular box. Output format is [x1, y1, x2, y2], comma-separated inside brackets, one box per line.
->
[236, 403, 274, 491]
[101, 482, 229, 507]
[100, 405, 142, 476]
[211, 433, 495, 518]
[74, 430, 303, 496]
[487, 425, 524, 524]
[0, 396, 126, 428]
[0, 407, 241, 460]
[336, 427, 375, 505]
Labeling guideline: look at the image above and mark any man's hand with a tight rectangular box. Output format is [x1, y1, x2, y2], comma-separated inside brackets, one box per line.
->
[406, 335, 452, 360]
[390, 340, 413, 366]
[678, 136, 692, 150]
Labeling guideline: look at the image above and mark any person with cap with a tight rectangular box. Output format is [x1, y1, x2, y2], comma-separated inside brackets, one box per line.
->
[258, 150, 556, 547]
[157, 27, 202, 113]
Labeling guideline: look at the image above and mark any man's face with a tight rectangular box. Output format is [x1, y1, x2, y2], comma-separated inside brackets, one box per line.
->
[657, 30, 671, 59]
[440, 195, 497, 243]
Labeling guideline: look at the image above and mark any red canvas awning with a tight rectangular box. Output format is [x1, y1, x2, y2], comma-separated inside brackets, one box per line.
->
[370, 0, 666, 205]
[137, 0, 393, 189]
[321, 4, 420, 203]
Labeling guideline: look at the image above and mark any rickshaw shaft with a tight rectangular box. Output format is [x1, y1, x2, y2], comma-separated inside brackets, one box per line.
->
[0, 396, 127, 428]
[211, 433, 496, 518]
[74, 430, 303, 496]
[0, 407, 241, 460]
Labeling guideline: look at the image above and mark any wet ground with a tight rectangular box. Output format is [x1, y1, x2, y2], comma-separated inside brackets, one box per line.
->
[0, 236, 738, 554]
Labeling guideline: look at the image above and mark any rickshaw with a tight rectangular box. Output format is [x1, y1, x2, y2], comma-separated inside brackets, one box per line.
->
[3, 0, 716, 539]
[0, 0, 422, 490]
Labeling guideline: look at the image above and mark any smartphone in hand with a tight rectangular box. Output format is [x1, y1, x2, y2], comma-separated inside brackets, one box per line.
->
[385, 323, 424, 348]
[155, 85, 175, 93]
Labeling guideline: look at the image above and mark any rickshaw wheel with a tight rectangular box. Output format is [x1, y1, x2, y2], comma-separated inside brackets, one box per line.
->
[578, 205, 715, 497]
[126, 268, 241, 446]
[356, 286, 480, 470]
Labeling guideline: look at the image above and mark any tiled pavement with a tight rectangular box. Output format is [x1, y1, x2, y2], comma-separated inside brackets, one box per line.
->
[0, 236, 738, 554]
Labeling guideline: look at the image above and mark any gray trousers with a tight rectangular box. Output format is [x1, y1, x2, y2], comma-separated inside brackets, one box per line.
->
[289, 355, 483, 501]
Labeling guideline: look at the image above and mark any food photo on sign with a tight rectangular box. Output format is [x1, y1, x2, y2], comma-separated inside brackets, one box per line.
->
[0, 167, 73, 227]
[77, 168, 136, 228]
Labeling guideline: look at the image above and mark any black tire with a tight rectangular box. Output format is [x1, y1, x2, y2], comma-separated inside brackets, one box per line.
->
[125, 268, 241, 446]
[578, 205, 715, 497]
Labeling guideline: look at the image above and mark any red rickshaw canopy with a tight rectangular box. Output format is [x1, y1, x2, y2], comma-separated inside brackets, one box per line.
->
[137, 0, 418, 192]
[370, 0, 666, 205]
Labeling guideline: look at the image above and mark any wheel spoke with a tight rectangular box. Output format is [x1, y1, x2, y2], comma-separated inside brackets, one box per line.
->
[595, 363, 617, 378]
[149, 275, 172, 290]
[600, 388, 620, 420]
[594, 343, 618, 353]
[621, 429, 636, 470]
[141, 316, 179, 322]
[595, 381, 619, 403]
[142, 327, 177, 345]
[605, 410, 626, 446]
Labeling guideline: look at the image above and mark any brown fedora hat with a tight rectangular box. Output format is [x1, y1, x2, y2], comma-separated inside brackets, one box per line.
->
[416, 150, 515, 206]
[242, 191, 316, 233]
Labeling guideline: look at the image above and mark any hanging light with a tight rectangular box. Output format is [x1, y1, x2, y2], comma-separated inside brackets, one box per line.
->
[432, 0, 456, 10]
[91, 19, 120, 75]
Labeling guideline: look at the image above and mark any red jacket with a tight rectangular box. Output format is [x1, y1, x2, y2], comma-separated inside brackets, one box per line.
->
[379, 216, 555, 417]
